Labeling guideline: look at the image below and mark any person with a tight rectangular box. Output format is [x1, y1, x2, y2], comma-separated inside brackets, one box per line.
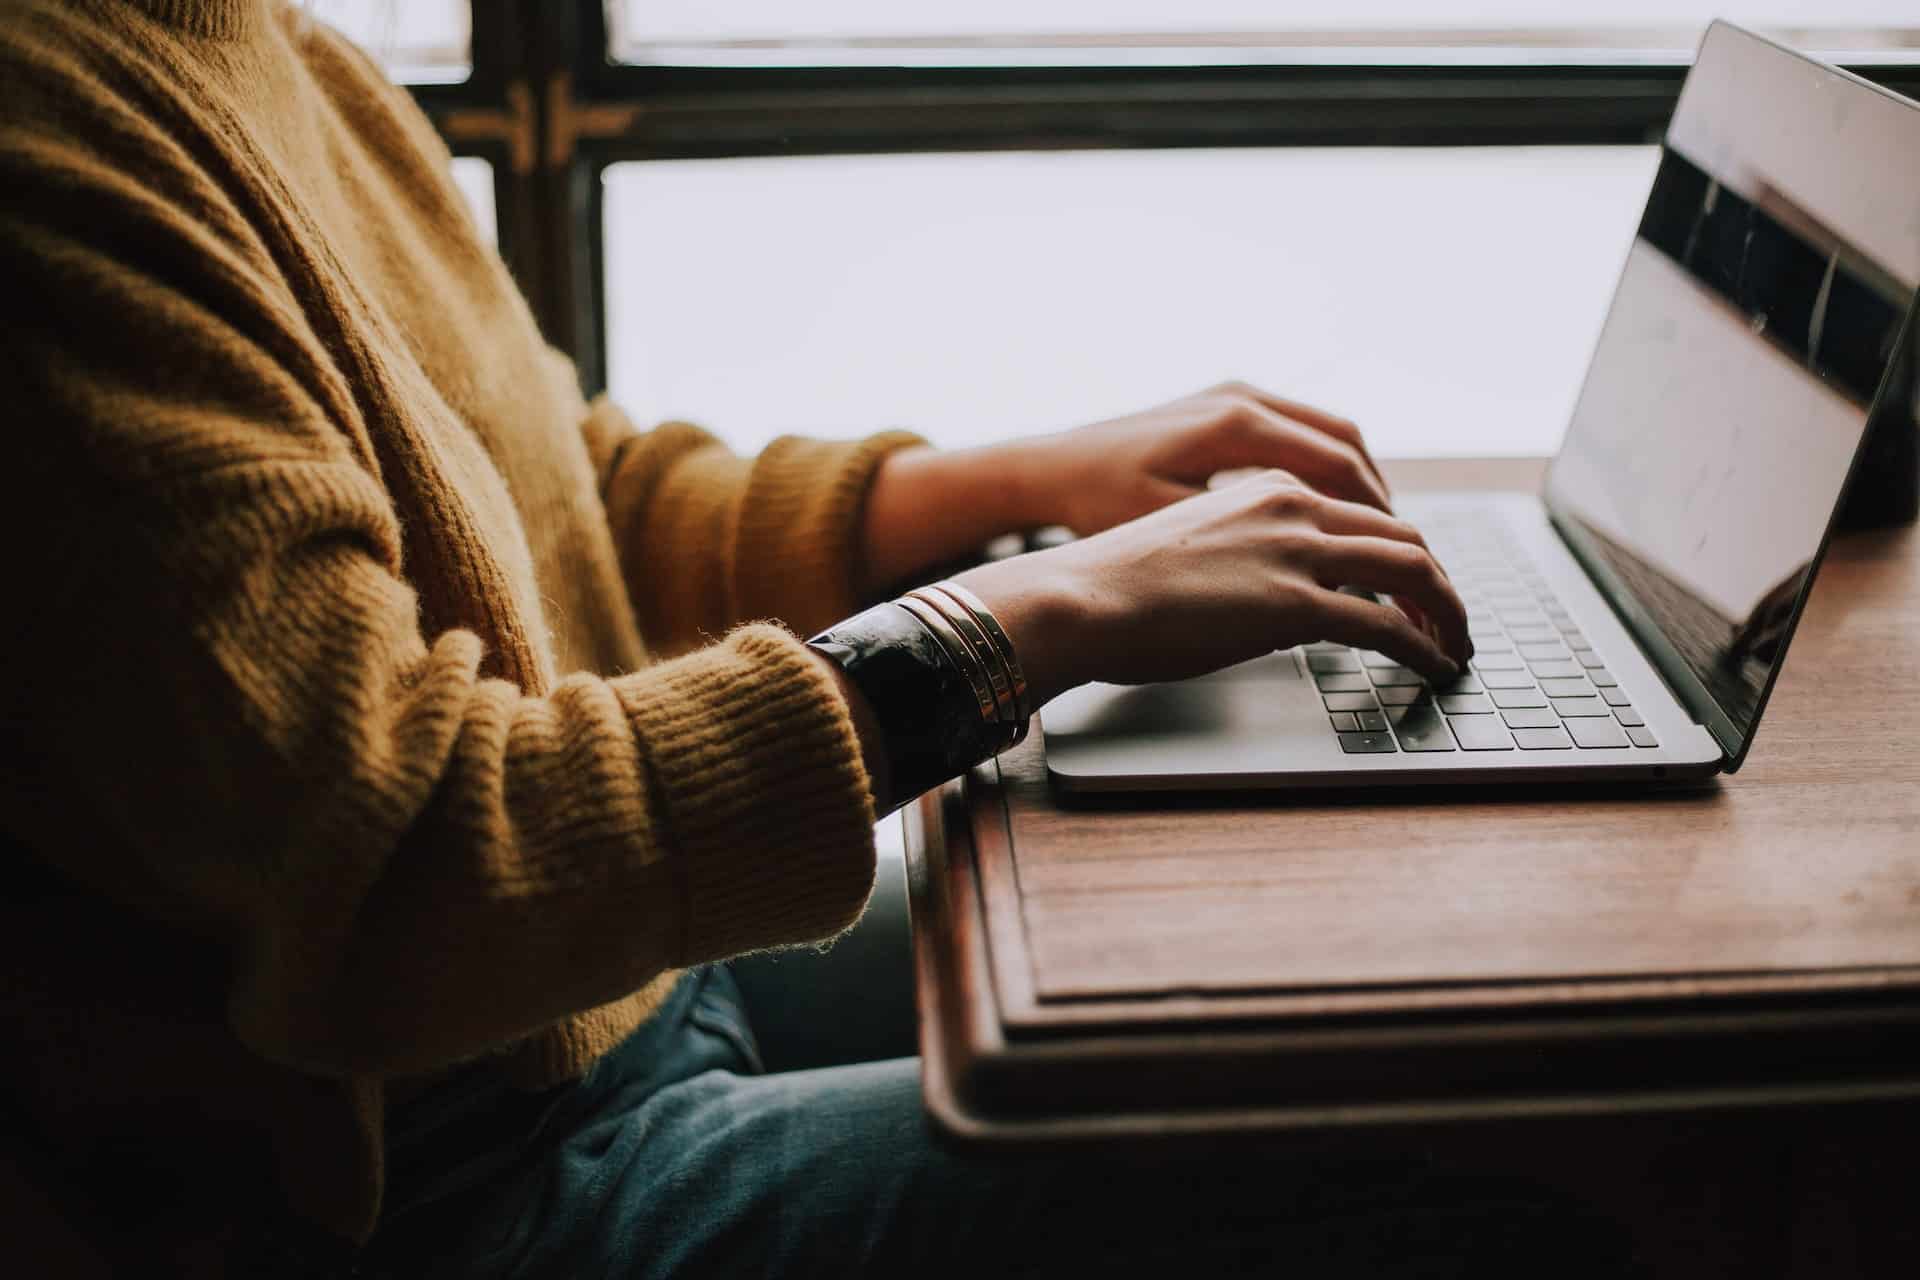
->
[3, 4, 1645, 1278]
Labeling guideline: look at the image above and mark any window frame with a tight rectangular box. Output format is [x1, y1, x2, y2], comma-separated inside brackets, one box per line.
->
[404, 3, 1920, 398]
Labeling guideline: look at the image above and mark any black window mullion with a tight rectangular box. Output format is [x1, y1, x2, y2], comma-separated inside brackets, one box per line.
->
[573, 60, 1920, 158]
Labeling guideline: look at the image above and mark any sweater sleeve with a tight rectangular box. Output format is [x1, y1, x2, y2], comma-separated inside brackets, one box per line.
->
[0, 80, 876, 1078]
[576, 392, 927, 656]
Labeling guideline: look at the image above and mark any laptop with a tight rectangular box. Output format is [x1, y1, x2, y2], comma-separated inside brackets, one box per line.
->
[1044, 21, 1920, 794]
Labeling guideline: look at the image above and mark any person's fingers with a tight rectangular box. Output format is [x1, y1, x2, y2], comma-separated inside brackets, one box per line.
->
[1307, 496, 1434, 558]
[1304, 587, 1457, 680]
[1303, 498, 1471, 659]
[1302, 536, 1471, 666]
[1210, 403, 1391, 513]
[1214, 381, 1389, 496]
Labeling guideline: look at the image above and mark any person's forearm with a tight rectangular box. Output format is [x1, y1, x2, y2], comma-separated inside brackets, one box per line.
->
[857, 442, 1053, 598]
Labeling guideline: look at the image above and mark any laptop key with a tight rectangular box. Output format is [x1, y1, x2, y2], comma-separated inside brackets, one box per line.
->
[1514, 727, 1574, 750]
[1588, 667, 1619, 687]
[1550, 696, 1611, 717]
[1490, 687, 1550, 708]
[1627, 726, 1660, 748]
[1529, 660, 1584, 679]
[1518, 642, 1570, 661]
[1567, 717, 1630, 748]
[1448, 716, 1516, 750]
[1561, 630, 1589, 648]
[1355, 710, 1389, 732]
[1375, 685, 1430, 707]
[1338, 731, 1398, 754]
[1329, 712, 1360, 732]
[1392, 703, 1457, 751]
[1509, 626, 1559, 644]
[1479, 669, 1538, 689]
[1368, 665, 1426, 687]
[1434, 673, 1485, 695]
[1613, 706, 1645, 727]
[1357, 650, 1405, 668]
[1437, 693, 1493, 715]
[1472, 652, 1526, 670]
[1308, 651, 1361, 673]
[1538, 677, 1593, 697]
[1323, 692, 1379, 712]
[1600, 687, 1632, 707]
[1315, 672, 1372, 692]
[1573, 649, 1606, 668]
[1501, 707, 1561, 729]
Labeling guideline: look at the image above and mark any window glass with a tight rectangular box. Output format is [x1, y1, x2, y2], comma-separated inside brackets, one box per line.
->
[612, 2, 1917, 65]
[448, 156, 496, 247]
[603, 147, 1658, 459]
[307, 0, 471, 84]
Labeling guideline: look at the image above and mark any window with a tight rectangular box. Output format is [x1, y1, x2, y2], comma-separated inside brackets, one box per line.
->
[351, 4, 1919, 458]
[604, 147, 1655, 457]
[448, 156, 497, 246]
[306, 0, 471, 84]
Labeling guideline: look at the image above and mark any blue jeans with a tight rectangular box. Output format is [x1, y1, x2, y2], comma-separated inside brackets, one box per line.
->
[365, 964, 1635, 1279]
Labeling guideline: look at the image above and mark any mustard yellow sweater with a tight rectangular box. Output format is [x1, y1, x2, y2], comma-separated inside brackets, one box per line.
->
[0, 0, 920, 1246]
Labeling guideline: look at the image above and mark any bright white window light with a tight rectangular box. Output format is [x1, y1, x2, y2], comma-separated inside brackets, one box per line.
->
[307, 0, 471, 83]
[604, 147, 1659, 459]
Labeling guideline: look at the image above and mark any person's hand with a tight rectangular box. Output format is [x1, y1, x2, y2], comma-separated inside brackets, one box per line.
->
[857, 381, 1392, 596]
[1017, 381, 1392, 536]
[951, 469, 1470, 710]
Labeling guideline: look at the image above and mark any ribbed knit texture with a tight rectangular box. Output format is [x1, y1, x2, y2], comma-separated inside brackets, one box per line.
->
[126, 0, 260, 39]
[0, 0, 922, 1248]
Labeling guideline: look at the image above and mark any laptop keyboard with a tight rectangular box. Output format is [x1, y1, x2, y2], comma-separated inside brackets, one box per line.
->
[1306, 512, 1660, 755]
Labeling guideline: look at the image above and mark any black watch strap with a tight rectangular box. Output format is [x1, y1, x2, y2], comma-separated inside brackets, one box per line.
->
[808, 601, 1004, 807]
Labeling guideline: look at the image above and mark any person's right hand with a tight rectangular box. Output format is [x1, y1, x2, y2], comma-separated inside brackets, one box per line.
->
[952, 468, 1471, 710]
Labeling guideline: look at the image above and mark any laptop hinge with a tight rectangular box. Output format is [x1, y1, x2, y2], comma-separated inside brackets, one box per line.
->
[1543, 506, 1742, 764]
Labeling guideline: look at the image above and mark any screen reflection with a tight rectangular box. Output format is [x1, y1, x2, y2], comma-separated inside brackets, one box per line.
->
[1545, 23, 1919, 750]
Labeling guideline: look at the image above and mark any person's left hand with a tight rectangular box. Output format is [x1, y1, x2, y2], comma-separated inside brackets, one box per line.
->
[1015, 381, 1392, 536]
[858, 381, 1394, 599]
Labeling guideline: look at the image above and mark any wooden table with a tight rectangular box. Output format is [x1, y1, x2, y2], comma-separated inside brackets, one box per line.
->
[905, 457, 1920, 1146]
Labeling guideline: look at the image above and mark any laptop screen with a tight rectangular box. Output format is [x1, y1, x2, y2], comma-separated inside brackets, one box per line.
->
[1542, 21, 1920, 766]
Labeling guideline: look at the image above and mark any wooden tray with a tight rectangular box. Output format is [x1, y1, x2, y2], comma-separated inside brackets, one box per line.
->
[906, 460, 1920, 1144]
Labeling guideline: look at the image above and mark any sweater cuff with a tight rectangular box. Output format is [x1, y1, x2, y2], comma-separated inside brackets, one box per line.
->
[733, 430, 928, 634]
[618, 623, 878, 962]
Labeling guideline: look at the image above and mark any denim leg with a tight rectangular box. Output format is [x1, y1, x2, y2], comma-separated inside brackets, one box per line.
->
[372, 966, 758, 1273]
[421, 977, 1637, 1280]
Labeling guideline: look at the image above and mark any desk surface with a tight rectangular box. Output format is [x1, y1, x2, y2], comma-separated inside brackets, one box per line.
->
[905, 456, 1920, 1134]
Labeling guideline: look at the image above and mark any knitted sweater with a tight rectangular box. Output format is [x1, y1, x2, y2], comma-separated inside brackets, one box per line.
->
[0, 0, 920, 1246]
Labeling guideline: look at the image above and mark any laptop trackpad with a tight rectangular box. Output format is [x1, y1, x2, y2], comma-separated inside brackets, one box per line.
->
[1043, 651, 1310, 745]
